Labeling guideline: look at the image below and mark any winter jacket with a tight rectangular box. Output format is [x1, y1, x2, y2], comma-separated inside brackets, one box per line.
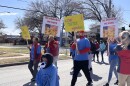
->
[36, 64, 59, 86]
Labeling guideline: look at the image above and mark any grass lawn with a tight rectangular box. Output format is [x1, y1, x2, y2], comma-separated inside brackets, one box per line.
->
[0, 48, 29, 54]
[0, 57, 29, 65]
[0, 48, 29, 57]
[0, 47, 71, 65]
[0, 53, 22, 57]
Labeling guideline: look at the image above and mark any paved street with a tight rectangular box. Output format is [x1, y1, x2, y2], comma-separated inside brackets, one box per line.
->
[0, 53, 117, 86]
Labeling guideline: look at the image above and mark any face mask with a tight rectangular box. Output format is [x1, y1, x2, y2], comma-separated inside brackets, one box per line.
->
[40, 62, 47, 69]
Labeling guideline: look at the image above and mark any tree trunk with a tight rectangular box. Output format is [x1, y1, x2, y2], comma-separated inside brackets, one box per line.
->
[108, 0, 112, 18]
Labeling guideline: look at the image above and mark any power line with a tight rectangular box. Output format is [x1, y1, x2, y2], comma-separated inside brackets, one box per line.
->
[0, 5, 34, 12]
[17, 0, 29, 3]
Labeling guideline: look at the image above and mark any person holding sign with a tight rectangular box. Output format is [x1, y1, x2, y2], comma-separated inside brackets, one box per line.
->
[104, 39, 119, 86]
[115, 31, 130, 86]
[28, 37, 42, 82]
[45, 35, 59, 68]
[71, 31, 92, 86]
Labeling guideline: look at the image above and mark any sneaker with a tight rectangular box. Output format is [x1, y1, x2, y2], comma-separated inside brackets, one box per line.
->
[86, 82, 93, 86]
[114, 80, 118, 85]
[71, 67, 74, 70]
[31, 78, 35, 82]
[103, 83, 109, 86]
[58, 75, 60, 80]
[89, 68, 92, 71]
[92, 59, 95, 62]
[101, 60, 104, 63]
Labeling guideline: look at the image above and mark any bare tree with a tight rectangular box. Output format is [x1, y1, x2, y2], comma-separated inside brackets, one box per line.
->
[82, 0, 122, 22]
[15, 17, 26, 29]
[15, 0, 84, 40]
[15, 0, 123, 43]
[0, 19, 5, 29]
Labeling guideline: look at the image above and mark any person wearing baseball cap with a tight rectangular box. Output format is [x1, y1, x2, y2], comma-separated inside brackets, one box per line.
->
[71, 31, 93, 86]
[36, 53, 59, 86]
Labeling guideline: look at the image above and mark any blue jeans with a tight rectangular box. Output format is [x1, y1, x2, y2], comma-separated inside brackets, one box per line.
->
[108, 58, 118, 83]
[101, 50, 105, 61]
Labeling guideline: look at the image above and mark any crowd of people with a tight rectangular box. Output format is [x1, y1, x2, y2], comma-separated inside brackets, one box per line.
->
[27, 30, 130, 86]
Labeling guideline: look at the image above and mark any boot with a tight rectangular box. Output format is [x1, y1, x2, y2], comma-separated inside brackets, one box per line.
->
[86, 81, 93, 86]
[89, 67, 92, 71]
[114, 80, 118, 85]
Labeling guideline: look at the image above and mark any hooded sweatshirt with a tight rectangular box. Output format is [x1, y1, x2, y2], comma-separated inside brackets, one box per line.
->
[36, 64, 59, 86]
[36, 53, 59, 86]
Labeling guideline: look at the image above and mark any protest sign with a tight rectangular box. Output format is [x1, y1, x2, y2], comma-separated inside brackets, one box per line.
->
[64, 14, 84, 32]
[100, 18, 118, 38]
[42, 16, 61, 37]
[21, 26, 31, 40]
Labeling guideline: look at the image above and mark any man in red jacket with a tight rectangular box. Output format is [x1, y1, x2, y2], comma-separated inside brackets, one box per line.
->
[45, 35, 59, 67]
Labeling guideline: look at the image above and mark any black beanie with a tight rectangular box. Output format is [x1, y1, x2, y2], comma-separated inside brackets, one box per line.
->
[42, 53, 53, 68]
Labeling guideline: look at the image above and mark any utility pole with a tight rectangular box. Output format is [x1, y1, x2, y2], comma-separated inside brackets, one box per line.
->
[59, 0, 67, 47]
[109, 0, 112, 18]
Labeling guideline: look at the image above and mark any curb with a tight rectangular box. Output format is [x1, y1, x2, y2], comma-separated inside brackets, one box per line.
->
[0, 57, 72, 68]
[0, 59, 72, 68]
[0, 62, 29, 68]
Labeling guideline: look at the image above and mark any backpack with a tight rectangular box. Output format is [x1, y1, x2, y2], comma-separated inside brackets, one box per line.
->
[90, 42, 96, 52]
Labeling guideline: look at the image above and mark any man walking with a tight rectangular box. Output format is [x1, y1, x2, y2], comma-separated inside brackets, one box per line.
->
[28, 37, 42, 82]
[45, 35, 59, 67]
[71, 31, 93, 86]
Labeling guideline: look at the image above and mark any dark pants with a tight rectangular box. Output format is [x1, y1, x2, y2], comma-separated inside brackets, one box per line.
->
[72, 56, 75, 68]
[101, 51, 105, 61]
[71, 60, 92, 86]
[28, 60, 39, 79]
[93, 51, 99, 61]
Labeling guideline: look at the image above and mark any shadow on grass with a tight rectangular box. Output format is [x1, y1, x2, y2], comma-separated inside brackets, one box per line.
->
[23, 82, 36, 86]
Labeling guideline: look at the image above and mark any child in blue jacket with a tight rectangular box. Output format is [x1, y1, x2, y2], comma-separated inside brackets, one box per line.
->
[36, 53, 59, 86]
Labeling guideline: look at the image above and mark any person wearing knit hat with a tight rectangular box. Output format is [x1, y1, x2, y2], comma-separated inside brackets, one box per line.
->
[36, 53, 59, 86]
